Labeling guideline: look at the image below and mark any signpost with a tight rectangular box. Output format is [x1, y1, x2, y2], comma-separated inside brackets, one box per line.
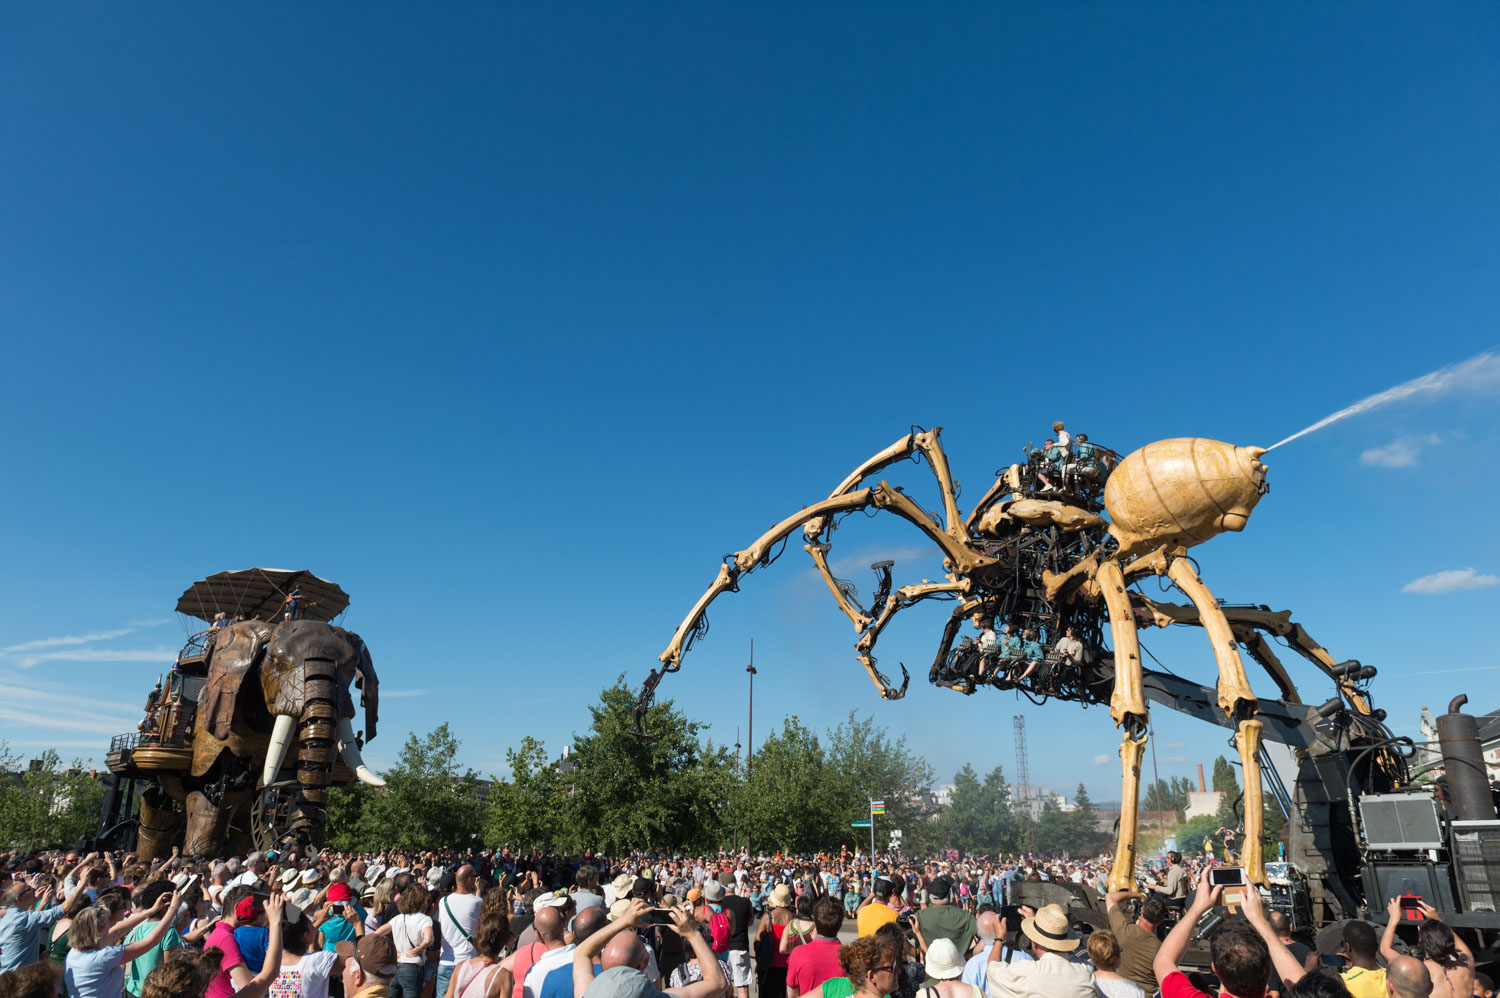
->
[850, 820, 872, 827]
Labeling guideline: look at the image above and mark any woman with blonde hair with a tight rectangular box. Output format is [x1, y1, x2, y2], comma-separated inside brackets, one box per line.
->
[63, 891, 181, 998]
[754, 885, 796, 998]
[1086, 931, 1144, 998]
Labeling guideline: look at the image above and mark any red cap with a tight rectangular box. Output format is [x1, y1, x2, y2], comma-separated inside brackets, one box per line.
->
[234, 896, 264, 921]
[327, 883, 354, 903]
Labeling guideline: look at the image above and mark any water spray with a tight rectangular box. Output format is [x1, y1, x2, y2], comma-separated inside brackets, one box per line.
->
[1267, 350, 1500, 452]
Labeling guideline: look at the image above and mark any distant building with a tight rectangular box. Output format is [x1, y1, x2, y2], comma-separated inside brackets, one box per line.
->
[1184, 790, 1222, 819]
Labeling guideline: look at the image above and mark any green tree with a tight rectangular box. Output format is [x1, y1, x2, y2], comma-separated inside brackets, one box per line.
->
[1071, 783, 1107, 854]
[1212, 755, 1240, 826]
[1176, 813, 1219, 857]
[1034, 798, 1091, 856]
[568, 679, 734, 853]
[0, 746, 107, 849]
[338, 724, 487, 851]
[933, 764, 1019, 854]
[732, 717, 830, 853]
[485, 736, 573, 850]
[821, 711, 935, 852]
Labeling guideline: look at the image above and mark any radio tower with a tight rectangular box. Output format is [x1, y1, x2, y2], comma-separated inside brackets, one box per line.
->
[1014, 715, 1035, 851]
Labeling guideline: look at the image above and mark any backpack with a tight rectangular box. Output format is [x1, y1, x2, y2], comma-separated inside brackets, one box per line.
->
[706, 903, 731, 952]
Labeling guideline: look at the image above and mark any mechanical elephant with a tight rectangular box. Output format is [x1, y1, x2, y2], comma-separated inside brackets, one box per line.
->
[185, 618, 382, 856]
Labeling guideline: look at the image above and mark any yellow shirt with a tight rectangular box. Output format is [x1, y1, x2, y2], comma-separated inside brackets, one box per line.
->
[856, 903, 899, 937]
[1342, 966, 1387, 998]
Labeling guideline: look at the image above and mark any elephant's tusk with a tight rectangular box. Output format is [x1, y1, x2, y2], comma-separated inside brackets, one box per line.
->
[263, 714, 297, 787]
[337, 718, 386, 788]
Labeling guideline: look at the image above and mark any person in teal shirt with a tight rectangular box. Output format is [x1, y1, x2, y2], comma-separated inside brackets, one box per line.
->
[315, 885, 366, 951]
[1016, 630, 1045, 684]
[123, 883, 182, 997]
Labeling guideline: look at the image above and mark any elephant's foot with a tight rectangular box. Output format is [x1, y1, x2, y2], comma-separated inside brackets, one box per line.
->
[184, 791, 231, 857]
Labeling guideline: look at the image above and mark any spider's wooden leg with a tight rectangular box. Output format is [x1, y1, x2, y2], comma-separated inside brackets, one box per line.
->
[1163, 556, 1267, 886]
[802, 428, 971, 547]
[852, 581, 969, 696]
[1097, 560, 1149, 890]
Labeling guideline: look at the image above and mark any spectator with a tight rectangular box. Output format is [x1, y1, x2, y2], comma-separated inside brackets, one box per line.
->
[0, 959, 60, 998]
[1474, 974, 1494, 998]
[540, 908, 607, 998]
[786, 897, 845, 998]
[874, 921, 927, 998]
[986, 904, 1094, 998]
[755, 884, 796, 998]
[716, 874, 754, 998]
[338, 933, 400, 998]
[1380, 899, 1473, 998]
[1087, 932, 1144, 998]
[1102, 890, 1162, 994]
[230, 855, 270, 892]
[915, 878, 977, 958]
[123, 881, 184, 998]
[960, 910, 1001, 996]
[443, 911, 512, 998]
[270, 908, 345, 998]
[63, 891, 186, 998]
[376, 882, 435, 998]
[855, 879, 900, 939]
[832, 934, 904, 998]
[1337, 921, 1386, 998]
[571, 900, 724, 998]
[438, 867, 484, 998]
[1157, 869, 1306, 998]
[572, 869, 605, 913]
[920, 938, 981, 998]
[522, 904, 576, 998]
[1265, 912, 1313, 997]
[1, 873, 88, 973]
[1385, 956, 1432, 998]
[313, 885, 365, 953]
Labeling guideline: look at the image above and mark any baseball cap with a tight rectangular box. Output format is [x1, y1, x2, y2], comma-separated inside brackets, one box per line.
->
[328, 883, 354, 903]
[337, 934, 399, 977]
[928, 875, 952, 900]
[717, 872, 734, 888]
[234, 896, 264, 921]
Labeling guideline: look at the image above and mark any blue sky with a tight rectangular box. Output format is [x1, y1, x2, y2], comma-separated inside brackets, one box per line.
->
[2, 3, 1498, 808]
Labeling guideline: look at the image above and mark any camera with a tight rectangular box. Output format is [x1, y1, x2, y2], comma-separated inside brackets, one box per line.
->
[1208, 868, 1246, 888]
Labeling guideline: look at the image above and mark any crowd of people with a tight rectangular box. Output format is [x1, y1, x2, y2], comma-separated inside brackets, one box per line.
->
[0, 845, 1487, 998]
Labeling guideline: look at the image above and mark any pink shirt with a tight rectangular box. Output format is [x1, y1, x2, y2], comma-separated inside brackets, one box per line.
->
[787, 938, 843, 996]
[206, 921, 247, 998]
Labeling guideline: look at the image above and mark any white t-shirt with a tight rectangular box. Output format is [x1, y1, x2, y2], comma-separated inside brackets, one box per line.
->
[270, 949, 340, 998]
[229, 870, 263, 890]
[438, 893, 483, 966]
[390, 912, 435, 965]
[522, 944, 576, 998]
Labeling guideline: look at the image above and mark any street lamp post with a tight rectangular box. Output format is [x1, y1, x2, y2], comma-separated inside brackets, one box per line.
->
[746, 641, 757, 857]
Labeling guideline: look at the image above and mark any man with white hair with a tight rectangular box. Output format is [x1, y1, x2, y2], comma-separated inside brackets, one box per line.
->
[229, 852, 269, 890]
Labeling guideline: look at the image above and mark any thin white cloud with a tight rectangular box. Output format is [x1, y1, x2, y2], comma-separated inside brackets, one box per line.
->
[1401, 568, 1499, 595]
[380, 689, 431, 699]
[1162, 741, 1186, 749]
[828, 545, 942, 578]
[0, 681, 144, 721]
[1092, 754, 1111, 765]
[2, 628, 138, 653]
[0, 704, 143, 736]
[8, 646, 176, 669]
[1361, 434, 1442, 469]
[126, 618, 174, 629]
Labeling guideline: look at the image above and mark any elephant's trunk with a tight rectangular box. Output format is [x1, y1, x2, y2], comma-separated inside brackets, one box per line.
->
[289, 669, 340, 844]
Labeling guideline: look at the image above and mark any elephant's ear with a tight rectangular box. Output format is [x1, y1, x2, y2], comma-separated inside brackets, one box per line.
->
[350, 631, 378, 743]
[200, 621, 272, 740]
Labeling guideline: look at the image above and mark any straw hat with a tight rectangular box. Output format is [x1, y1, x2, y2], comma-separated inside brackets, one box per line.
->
[768, 884, 794, 909]
[611, 873, 636, 896]
[279, 869, 301, 888]
[1021, 903, 1080, 952]
[924, 939, 965, 980]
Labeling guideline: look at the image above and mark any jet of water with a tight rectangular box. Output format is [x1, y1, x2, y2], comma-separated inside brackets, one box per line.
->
[1267, 350, 1500, 452]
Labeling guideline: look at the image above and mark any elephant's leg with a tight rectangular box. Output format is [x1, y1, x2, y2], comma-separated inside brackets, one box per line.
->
[184, 791, 231, 857]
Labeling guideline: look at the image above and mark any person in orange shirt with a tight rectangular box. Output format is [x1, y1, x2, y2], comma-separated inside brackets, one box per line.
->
[854, 878, 901, 938]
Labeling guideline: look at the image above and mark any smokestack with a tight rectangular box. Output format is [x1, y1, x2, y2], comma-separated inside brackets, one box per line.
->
[1197, 764, 1206, 793]
[1437, 695, 1498, 821]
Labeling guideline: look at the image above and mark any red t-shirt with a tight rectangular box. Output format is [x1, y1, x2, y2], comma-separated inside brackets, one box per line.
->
[787, 938, 843, 996]
[205, 921, 246, 998]
[1162, 970, 1266, 998]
